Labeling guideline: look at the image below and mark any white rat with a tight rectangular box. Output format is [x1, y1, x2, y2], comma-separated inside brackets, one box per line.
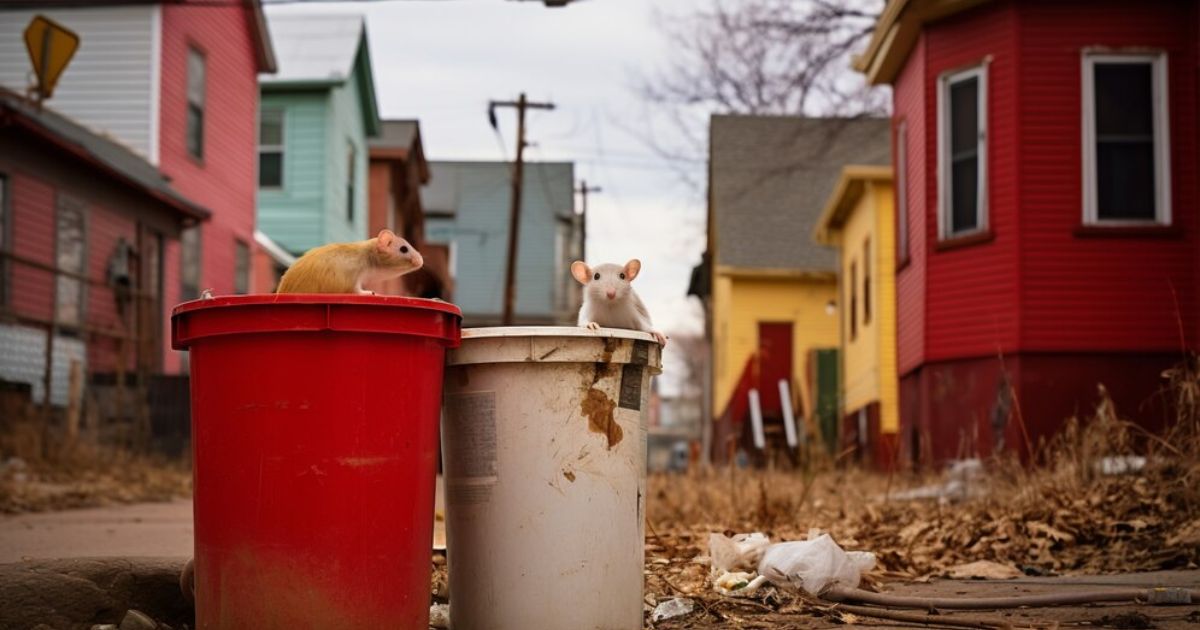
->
[571, 259, 668, 347]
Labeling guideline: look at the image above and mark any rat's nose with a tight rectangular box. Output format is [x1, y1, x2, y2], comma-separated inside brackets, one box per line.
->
[606, 290, 616, 300]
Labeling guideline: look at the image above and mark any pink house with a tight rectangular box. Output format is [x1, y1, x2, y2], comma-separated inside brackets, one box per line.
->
[0, 1, 277, 375]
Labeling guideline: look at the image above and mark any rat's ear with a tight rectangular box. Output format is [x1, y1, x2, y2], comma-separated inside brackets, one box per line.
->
[376, 229, 396, 251]
[623, 259, 641, 282]
[570, 261, 591, 285]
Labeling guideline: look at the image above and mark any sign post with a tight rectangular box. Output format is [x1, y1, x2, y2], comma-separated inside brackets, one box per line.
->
[24, 15, 81, 105]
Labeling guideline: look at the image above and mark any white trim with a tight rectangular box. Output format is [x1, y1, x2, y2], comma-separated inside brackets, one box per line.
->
[254, 229, 297, 267]
[257, 107, 286, 189]
[937, 63, 988, 240]
[1081, 51, 1171, 226]
[147, 4, 162, 165]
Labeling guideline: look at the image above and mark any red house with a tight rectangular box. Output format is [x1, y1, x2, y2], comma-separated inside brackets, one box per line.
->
[0, 1, 276, 375]
[855, 0, 1198, 466]
[0, 88, 207, 410]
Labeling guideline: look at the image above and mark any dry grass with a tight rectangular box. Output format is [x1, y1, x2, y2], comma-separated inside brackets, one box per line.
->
[641, 356, 1200, 627]
[0, 421, 191, 514]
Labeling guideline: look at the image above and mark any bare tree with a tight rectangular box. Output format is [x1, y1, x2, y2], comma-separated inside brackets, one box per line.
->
[630, 0, 889, 171]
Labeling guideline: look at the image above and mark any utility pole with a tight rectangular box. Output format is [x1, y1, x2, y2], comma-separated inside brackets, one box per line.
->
[575, 180, 601, 262]
[489, 93, 555, 325]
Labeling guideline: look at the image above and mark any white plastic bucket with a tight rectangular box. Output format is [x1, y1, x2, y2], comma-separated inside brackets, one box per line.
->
[441, 327, 663, 630]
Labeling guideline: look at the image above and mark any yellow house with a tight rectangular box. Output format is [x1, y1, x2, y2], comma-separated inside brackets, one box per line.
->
[703, 116, 891, 463]
[814, 165, 899, 467]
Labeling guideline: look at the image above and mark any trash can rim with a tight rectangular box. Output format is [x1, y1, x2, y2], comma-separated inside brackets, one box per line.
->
[462, 326, 658, 343]
[172, 293, 462, 318]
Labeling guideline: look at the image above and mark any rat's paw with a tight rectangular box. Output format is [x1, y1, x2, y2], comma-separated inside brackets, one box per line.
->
[585, 322, 601, 331]
[652, 331, 668, 347]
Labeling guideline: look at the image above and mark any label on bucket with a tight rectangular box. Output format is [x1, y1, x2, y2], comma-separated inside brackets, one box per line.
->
[444, 391, 498, 504]
[619, 364, 644, 411]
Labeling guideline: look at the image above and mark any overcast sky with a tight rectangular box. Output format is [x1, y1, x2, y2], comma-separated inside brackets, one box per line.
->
[268, 0, 708, 345]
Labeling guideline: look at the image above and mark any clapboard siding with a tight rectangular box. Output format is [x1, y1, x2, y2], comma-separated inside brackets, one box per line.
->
[423, 162, 574, 322]
[894, 37, 927, 377]
[325, 70, 369, 245]
[256, 92, 328, 254]
[1016, 0, 1198, 351]
[160, 3, 260, 304]
[0, 6, 156, 160]
[921, 2, 1022, 362]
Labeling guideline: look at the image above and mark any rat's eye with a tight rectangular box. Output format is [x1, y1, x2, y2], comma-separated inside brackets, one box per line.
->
[593, 273, 600, 281]
[400, 245, 409, 254]
[619, 273, 626, 280]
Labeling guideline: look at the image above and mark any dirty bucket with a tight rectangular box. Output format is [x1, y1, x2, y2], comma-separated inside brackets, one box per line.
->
[171, 295, 461, 629]
[441, 327, 663, 630]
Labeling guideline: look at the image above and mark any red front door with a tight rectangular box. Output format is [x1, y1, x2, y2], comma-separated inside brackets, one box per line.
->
[757, 322, 793, 417]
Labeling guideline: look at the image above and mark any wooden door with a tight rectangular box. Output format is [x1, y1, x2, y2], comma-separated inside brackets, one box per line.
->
[756, 322, 793, 417]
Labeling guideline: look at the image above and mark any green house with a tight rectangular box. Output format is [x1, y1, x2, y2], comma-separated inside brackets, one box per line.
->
[256, 10, 381, 255]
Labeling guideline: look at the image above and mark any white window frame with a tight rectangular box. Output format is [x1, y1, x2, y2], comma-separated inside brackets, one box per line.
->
[258, 108, 286, 190]
[1081, 51, 1171, 226]
[937, 63, 988, 240]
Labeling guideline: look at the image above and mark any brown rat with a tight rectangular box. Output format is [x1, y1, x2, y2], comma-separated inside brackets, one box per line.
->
[572, 258, 667, 346]
[276, 229, 423, 294]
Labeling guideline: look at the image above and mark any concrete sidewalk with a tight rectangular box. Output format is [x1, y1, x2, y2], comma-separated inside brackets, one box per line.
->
[0, 477, 447, 563]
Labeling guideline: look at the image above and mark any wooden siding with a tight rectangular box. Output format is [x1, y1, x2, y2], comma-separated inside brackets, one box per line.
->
[711, 274, 839, 425]
[894, 36, 928, 376]
[0, 6, 158, 161]
[921, 1, 1022, 363]
[1016, 0, 1198, 351]
[256, 92, 329, 254]
[160, 3, 260, 293]
[324, 74, 370, 245]
[0, 132, 187, 379]
[160, 4, 261, 374]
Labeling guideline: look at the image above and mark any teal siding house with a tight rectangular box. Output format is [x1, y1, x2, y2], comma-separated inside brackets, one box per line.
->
[422, 161, 583, 326]
[256, 10, 380, 255]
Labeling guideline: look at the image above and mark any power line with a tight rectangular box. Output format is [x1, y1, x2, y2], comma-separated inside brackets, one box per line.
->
[488, 93, 555, 326]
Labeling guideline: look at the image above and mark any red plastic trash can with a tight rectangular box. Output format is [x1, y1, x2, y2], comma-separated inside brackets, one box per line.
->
[171, 295, 461, 629]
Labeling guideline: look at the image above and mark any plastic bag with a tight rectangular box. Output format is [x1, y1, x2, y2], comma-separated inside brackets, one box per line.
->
[757, 533, 876, 595]
[708, 532, 771, 574]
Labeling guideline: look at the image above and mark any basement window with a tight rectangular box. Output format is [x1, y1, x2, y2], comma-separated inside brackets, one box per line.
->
[1082, 53, 1170, 225]
[937, 64, 988, 239]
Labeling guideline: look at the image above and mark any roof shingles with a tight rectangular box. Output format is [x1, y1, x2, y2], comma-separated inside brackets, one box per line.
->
[710, 115, 891, 272]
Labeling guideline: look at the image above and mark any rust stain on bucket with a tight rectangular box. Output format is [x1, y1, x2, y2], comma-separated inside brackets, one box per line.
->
[580, 387, 622, 449]
[563, 470, 576, 482]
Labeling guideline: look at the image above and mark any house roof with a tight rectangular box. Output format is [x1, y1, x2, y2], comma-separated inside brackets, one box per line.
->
[853, 0, 991, 85]
[246, 0, 278, 74]
[0, 88, 209, 221]
[260, 10, 380, 134]
[709, 115, 891, 272]
[813, 165, 894, 245]
[370, 120, 429, 183]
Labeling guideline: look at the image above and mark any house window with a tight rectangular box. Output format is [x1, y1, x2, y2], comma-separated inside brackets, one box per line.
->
[0, 173, 9, 306]
[234, 239, 250, 294]
[346, 142, 356, 222]
[848, 260, 857, 341]
[938, 64, 987, 239]
[186, 47, 206, 160]
[258, 108, 284, 188]
[1082, 53, 1170, 224]
[862, 238, 871, 325]
[895, 121, 909, 263]
[180, 225, 201, 300]
[55, 194, 87, 327]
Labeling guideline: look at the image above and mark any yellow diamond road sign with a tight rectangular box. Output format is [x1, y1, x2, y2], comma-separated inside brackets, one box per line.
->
[24, 15, 80, 100]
